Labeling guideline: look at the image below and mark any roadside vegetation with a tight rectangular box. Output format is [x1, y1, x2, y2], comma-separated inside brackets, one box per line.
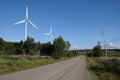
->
[87, 57, 120, 80]
[86, 42, 120, 80]
[0, 54, 79, 75]
[107, 49, 120, 57]
[0, 36, 80, 75]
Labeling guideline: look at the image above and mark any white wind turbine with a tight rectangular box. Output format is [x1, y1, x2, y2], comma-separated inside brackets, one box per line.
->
[45, 27, 54, 42]
[14, 6, 38, 41]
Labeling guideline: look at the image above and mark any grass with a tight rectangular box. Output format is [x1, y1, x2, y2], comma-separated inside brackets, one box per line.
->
[107, 50, 120, 57]
[0, 56, 74, 75]
[86, 57, 120, 80]
[86, 57, 99, 80]
[86, 49, 120, 57]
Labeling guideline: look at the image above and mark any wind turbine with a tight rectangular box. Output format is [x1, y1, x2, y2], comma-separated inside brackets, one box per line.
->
[14, 6, 38, 41]
[45, 27, 54, 42]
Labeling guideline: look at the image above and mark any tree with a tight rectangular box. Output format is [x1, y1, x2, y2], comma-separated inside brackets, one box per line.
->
[4, 42, 16, 55]
[41, 42, 53, 56]
[0, 38, 4, 56]
[65, 41, 71, 50]
[52, 36, 66, 59]
[13, 41, 23, 55]
[93, 42, 103, 57]
[37, 41, 42, 55]
[0, 36, 72, 58]
[23, 37, 35, 55]
[35, 41, 42, 55]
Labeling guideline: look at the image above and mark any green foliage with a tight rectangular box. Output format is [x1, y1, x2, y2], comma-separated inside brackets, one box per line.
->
[101, 59, 120, 75]
[0, 38, 4, 56]
[4, 42, 16, 55]
[87, 57, 120, 80]
[87, 42, 103, 57]
[36, 41, 42, 55]
[107, 49, 120, 57]
[14, 41, 23, 55]
[65, 41, 71, 50]
[23, 37, 35, 55]
[65, 51, 74, 57]
[86, 51, 94, 57]
[0, 36, 76, 59]
[41, 42, 53, 56]
[0, 38, 17, 55]
[53, 36, 66, 53]
[0, 36, 80, 75]
[65, 50, 80, 57]
[0, 56, 74, 75]
[52, 36, 66, 58]
[93, 45, 103, 57]
[52, 52, 62, 59]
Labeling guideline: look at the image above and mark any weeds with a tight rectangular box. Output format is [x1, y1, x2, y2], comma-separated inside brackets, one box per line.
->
[0, 57, 72, 75]
[87, 57, 120, 80]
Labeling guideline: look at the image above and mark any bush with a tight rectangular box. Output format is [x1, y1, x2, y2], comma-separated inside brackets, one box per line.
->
[101, 59, 120, 75]
[86, 51, 94, 57]
[66, 52, 74, 57]
[87, 57, 120, 80]
[52, 52, 62, 59]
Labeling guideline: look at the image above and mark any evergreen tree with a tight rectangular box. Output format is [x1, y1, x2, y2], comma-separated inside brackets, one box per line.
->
[23, 37, 35, 55]
[93, 42, 103, 57]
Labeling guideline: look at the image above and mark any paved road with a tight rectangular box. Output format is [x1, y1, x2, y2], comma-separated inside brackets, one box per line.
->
[0, 56, 87, 80]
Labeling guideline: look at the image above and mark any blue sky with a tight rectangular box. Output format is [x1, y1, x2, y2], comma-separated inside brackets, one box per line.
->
[0, 0, 120, 49]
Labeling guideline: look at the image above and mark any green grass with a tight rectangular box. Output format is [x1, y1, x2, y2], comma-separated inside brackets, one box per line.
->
[107, 50, 120, 57]
[0, 57, 73, 75]
[86, 57, 120, 80]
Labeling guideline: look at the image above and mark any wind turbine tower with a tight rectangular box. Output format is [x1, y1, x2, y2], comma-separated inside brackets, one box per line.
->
[14, 6, 38, 41]
[103, 30, 107, 57]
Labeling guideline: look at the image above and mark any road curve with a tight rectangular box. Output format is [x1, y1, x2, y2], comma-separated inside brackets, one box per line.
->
[0, 55, 87, 80]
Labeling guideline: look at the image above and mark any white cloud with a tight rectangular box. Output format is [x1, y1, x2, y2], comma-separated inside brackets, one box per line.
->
[107, 42, 120, 49]
[70, 42, 120, 50]
[69, 44, 92, 50]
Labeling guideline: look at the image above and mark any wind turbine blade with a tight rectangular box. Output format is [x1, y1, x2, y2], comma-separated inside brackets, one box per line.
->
[26, 6, 28, 19]
[44, 33, 49, 35]
[14, 20, 26, 25]
[50, 27, 52, 34]
[29, 20, 38, 29]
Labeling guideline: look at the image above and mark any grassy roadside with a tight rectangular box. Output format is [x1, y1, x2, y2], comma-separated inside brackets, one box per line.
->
[0, 56, 75, 75]
[86, 57, 120, 80]
[86, 57, 99, 80]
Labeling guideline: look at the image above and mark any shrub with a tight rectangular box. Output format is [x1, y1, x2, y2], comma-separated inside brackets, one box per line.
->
[86, 51, 94, 57]
[52, 52, 62, 59]
[101, 59, 120, 75]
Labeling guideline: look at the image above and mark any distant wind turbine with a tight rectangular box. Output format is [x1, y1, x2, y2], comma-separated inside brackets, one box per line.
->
[14, 6, 38, 41]
[45, 27, 54, 42]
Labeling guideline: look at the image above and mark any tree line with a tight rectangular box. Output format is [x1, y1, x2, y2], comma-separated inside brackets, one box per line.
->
[0, 36, 79, 59]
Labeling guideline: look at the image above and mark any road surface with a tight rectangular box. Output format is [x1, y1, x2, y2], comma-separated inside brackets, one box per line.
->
[0, 56, 87, 80]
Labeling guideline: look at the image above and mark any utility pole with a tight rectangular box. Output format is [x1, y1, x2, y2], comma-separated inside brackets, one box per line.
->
[103, 30, 107, 57]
